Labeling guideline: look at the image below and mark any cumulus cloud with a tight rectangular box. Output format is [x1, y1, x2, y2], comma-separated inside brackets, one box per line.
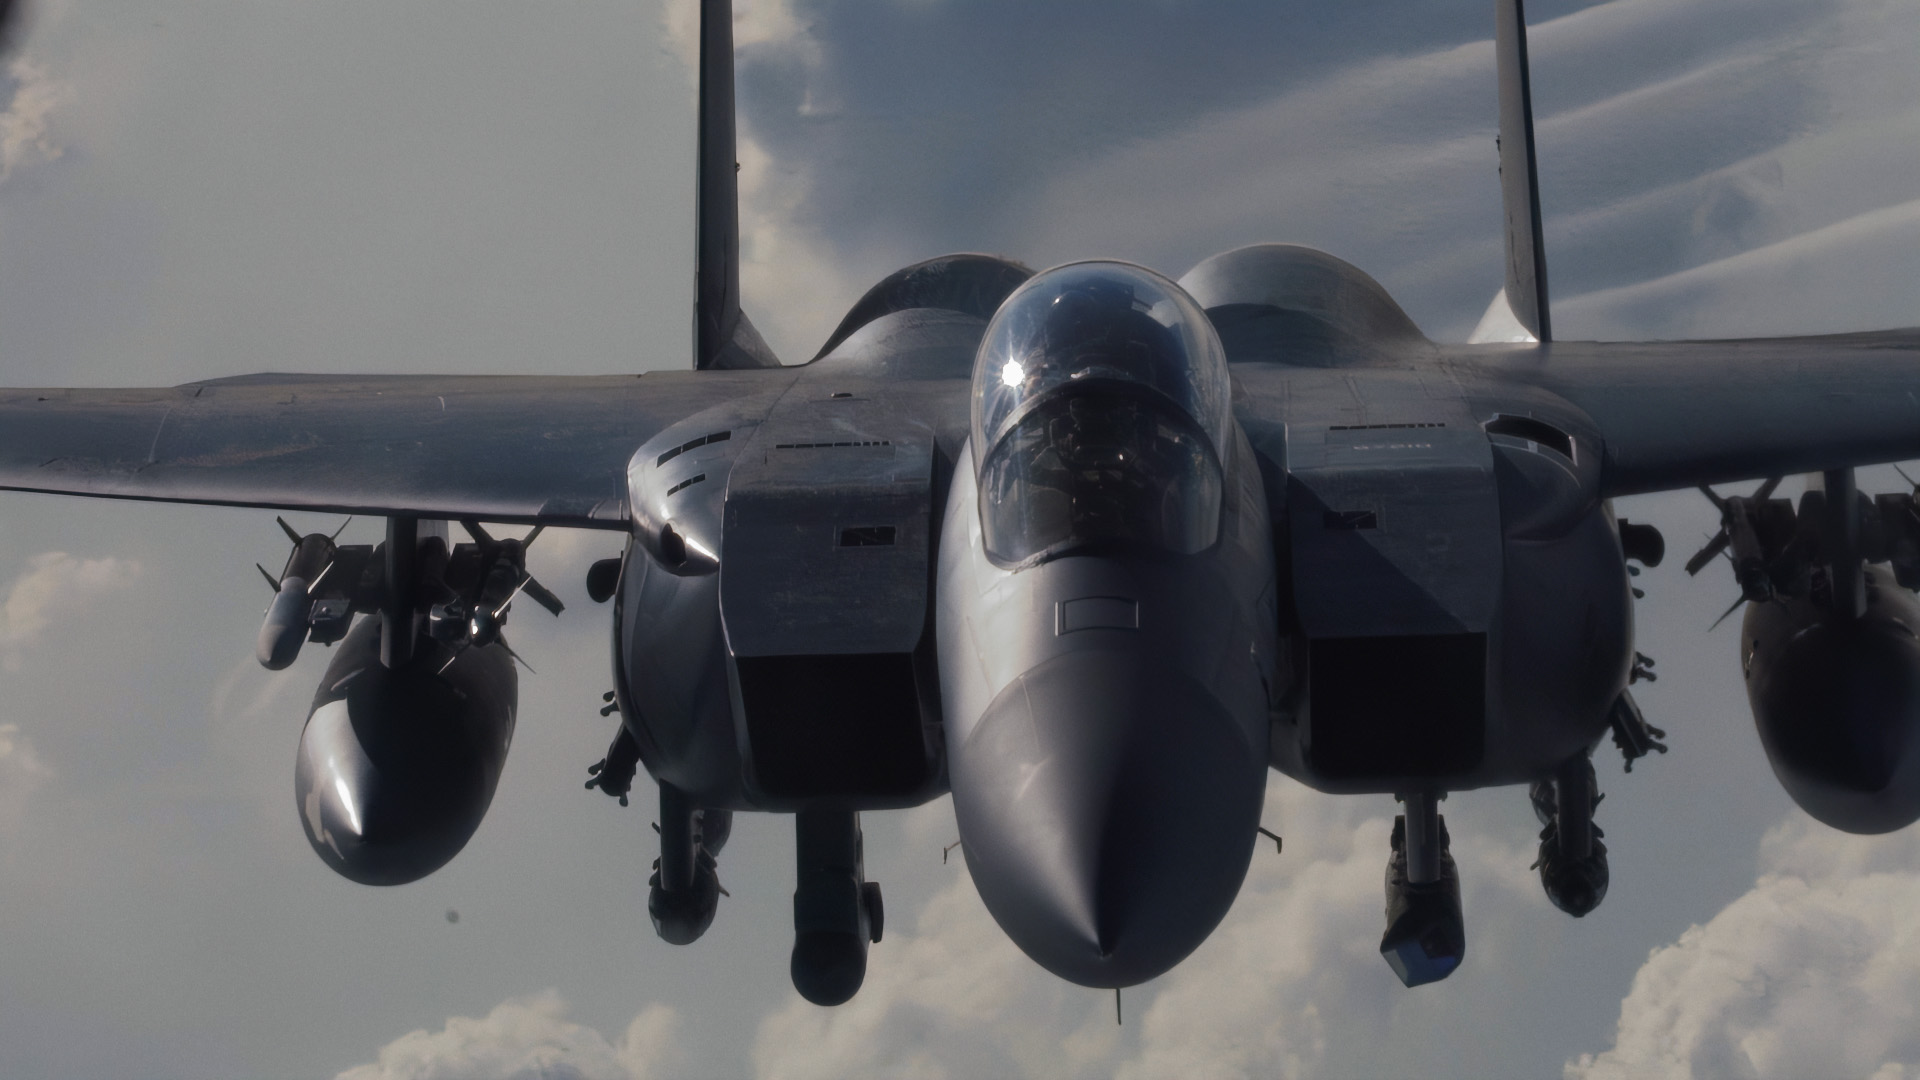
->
[1569, 817, 1920, 1079]
[0, 58, 63, 182]
[336, 991, 684, 1080]
[0, 720, 50, 833]
[746, 782, 1542, 1080]
[335, 784, 1553, 1080]
[0, 551, 141, 669]
[657, 0, 860, 360]
[734, 119, 867, 360]
[1120, 791, 1544, 1079]
[661, 0, 817, 80]
[750, 870, 1121, 1080]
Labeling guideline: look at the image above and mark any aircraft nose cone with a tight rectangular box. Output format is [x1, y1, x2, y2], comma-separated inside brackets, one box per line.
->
[949, 650, 1266, 987]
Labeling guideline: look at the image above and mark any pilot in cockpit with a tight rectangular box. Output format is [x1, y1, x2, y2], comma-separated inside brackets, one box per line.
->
[971, 262, 1231, 567]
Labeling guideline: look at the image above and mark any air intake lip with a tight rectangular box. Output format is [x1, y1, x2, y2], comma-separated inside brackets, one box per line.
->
[1483, 413, 1574, 462]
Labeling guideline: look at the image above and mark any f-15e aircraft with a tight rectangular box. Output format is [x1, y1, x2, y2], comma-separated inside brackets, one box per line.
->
[3, 0, 1919, 1005]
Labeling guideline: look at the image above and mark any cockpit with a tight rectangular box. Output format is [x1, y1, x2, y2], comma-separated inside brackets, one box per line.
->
[971, 261, 1231, 567]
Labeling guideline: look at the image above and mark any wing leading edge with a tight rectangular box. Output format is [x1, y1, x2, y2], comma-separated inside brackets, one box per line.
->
[5, 328, 1918, 525]
[0, 371, 777, 528]
[1459, 328, 1920, 497]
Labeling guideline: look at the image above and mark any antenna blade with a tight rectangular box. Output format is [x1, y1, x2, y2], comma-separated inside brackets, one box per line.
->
[499, 636, 536, 674]
[1708, 595, 1746, 632]
[1495, 0, 1551, 342]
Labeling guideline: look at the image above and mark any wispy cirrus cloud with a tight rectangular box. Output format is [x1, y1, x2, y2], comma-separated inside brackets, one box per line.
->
[726, 0, 1916, 341]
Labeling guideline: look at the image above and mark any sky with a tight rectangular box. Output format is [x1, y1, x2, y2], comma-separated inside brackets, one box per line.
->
[0, 0, 1917, 1077]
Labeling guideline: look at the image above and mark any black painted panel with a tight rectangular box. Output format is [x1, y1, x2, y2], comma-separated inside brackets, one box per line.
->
[738, 653, 929, 800]
[1307, 633, 1486, 779]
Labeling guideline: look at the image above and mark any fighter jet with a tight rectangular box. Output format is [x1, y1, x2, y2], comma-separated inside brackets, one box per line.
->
[1, 0, 1917, 1003]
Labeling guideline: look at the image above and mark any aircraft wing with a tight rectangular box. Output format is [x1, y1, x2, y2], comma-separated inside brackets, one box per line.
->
[1462, 328, 1920, 497]
[0, 370, 773, 528]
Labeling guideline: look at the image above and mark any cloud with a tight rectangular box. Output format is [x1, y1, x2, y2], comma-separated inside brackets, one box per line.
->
[657, 0, 860, 360]
[661, 0, 817, 81]
[734, 116, 865, 361]
[1117, 788, 1545, 1080]
[997, 0, 1917, 340]
[0, 721, 50, 833]
[6, 1, 1913, 1076]
[746, 782, 1544, 1080]
[1559, 195, 1920, 339]
[0, 58, 64, 182]
[1568, 817, 1920, 1079]
[0, 551, 141, 668]
[336, 990, 684, 1080]
[738, 0, 1575, 278]
[750, 871, 1122, 1080]
[330, 784, 1555, 1080]
[717, 0, 1915, 342]
[334, 785, 1477, 1080]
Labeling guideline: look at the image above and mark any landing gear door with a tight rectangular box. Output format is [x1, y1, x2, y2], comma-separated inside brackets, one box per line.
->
[719, 395, 935, 659]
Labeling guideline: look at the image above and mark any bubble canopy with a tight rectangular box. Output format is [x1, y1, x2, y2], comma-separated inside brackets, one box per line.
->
[971, 262, 1231, 454]
[971, 262, 1232, 565]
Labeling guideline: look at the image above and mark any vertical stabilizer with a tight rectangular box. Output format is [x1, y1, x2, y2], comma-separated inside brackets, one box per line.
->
[1495, 0, 1551, 343]
[695, 0, 780, 369]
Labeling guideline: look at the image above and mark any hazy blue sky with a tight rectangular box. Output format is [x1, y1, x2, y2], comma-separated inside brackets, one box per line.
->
[0, 1, 1917, 1077]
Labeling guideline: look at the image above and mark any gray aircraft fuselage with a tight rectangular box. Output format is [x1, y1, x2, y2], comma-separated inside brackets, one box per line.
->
[7, 0, 1920, 1015]
[608, 245, 1631, 987]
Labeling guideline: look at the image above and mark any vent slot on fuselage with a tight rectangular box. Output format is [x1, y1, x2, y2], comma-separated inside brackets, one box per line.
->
[838, 525, 897, 547]
[1322, 509, 1379, 531]
[656, 430, 731, 467]
[1306, 633, 1486, 779]
[1483, 414, 1573, 461]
